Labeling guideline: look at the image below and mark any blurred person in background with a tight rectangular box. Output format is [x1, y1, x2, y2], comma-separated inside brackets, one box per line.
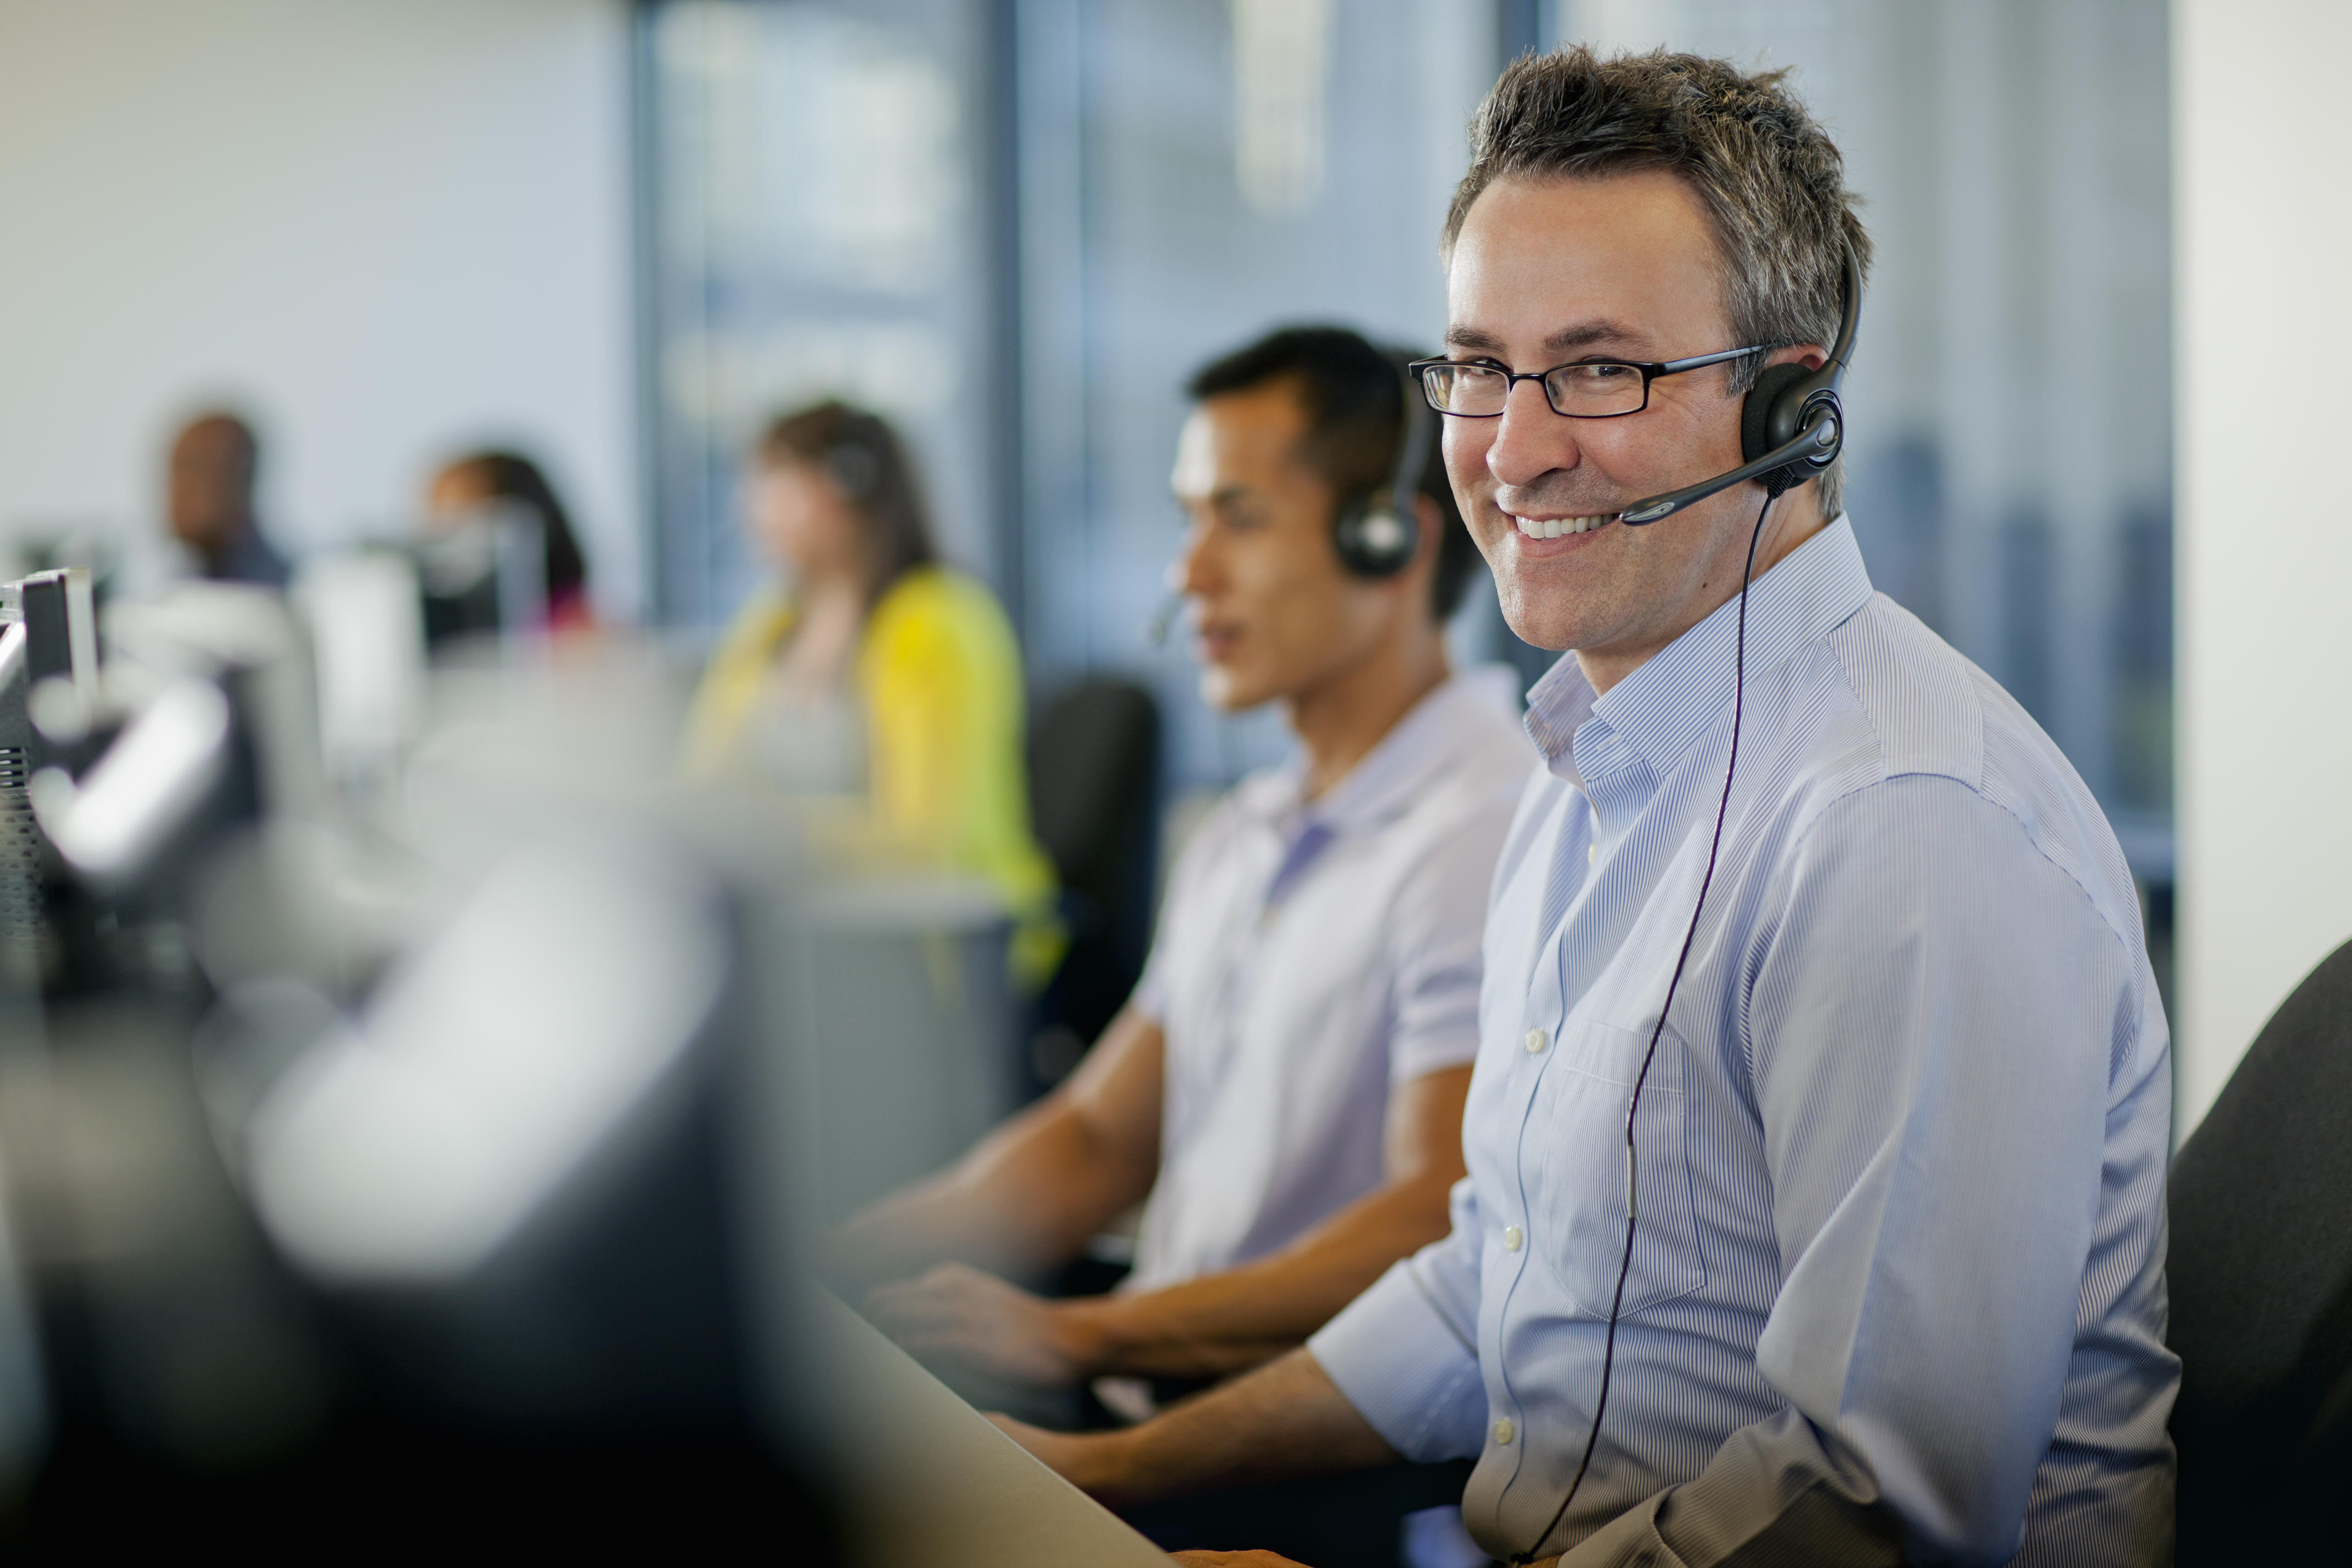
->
[831, 327, 1530, 1502]
[682, 399, 1061, 984]
[425, 449, 594, 632]
[168, 410, 289, 587]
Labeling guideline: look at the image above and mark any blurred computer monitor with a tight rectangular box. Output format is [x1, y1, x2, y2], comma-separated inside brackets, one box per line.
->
[413, 507, 546, 651]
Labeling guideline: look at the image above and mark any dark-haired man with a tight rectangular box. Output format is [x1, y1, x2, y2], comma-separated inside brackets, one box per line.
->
[167, 411, 291, 587]
[833, 328, 1533, 1421]
[1002, 48, 2176, 1568]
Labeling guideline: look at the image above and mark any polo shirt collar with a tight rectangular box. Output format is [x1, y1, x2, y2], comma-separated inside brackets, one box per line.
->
[1523, 515, 1875, 791]
[1240, 664, 1521, 840]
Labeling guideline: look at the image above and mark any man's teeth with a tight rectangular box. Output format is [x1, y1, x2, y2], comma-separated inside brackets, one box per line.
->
[1514, 514, 1613, 540]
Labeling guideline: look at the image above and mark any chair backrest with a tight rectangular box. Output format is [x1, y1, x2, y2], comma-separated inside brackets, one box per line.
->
[2168, 936, 2352, 1562]
[1023, 678, 1160, 1084]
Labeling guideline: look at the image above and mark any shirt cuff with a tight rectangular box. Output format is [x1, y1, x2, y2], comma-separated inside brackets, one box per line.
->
[1308, 1258, 1486, 1464]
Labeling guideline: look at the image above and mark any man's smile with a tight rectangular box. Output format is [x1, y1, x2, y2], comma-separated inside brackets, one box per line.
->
[1508, 511, 1616, 540]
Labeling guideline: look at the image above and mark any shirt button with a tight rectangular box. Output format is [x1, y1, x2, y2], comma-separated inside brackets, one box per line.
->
[1503, 1225, 1523, 1251]
[1524, 1028, 1546, 1054]
[1587, 841, 1596, 868]
[1494, 1417, 1514, 1445]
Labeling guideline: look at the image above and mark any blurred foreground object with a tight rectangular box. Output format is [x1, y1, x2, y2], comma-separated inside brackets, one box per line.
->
[0, 586, 847, 1551]
[818, 1292, 1166, 1567]
[0, 557, 1100, 1557]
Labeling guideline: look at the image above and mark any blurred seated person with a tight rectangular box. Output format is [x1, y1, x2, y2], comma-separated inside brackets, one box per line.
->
[830, 328, 1533, 1419]
[425, 449, 594, 632]
[168, 411, 289, 587]
[682, 400, 1060, 983]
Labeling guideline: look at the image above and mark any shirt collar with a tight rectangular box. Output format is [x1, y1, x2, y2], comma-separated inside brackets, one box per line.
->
[1523, 515, 1875, 785]
[1239, 664, 1522, 839]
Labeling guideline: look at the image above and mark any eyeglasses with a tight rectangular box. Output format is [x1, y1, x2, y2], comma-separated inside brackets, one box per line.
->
[1408, 346, 1765, 419]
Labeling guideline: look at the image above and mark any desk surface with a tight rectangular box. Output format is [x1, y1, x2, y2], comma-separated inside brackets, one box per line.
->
[820, 1292, 1169, 1568]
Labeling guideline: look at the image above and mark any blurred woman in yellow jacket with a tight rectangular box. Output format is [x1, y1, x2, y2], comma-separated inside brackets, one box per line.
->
[683, 401, 1061, 986]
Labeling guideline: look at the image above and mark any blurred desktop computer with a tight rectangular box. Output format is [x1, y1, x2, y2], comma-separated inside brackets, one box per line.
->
[412, 507, 546, 651]
[0, 582, 842, 1555]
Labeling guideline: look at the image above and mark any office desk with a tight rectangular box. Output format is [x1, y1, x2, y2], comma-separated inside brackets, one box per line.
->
[819, 1292, 1169, 1568]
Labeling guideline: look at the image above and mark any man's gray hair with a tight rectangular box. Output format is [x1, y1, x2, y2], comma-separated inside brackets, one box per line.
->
[1444, 47, 1873, 519]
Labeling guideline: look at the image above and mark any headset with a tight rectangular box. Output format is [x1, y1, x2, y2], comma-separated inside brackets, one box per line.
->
[1507, 244, 1861, 1566]
[1145, 353, 1434, 644]
[823, 435, 880, 503]
[1331, 354, 1435, 578]
[1616, 243, 1861, 527]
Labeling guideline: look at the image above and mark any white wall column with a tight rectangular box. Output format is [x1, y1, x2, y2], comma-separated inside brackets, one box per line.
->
[2174, 0, 2352, 1138]
[0, 0, 639, 618]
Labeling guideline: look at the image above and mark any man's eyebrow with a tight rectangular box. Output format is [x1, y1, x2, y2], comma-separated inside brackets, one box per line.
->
[1545, 319, 1646, 355]
[1443, 326, 1508, 355]
[1441, 320, 1650, 358]
[1171, 483, 1252, 508]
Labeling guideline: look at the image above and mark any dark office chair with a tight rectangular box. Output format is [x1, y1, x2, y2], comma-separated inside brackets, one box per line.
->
[1022, 677, 1160, 1100]
[2169, 936, 2352, 1563]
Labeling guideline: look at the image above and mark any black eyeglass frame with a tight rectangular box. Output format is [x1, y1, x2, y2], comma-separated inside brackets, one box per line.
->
[1407, 345, 1767, 419]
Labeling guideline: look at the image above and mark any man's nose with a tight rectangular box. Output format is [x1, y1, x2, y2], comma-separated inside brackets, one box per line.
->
[1483, 378, 1582, 494]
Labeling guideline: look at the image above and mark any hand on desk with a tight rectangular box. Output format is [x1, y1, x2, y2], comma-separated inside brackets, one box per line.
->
[868, 1261, 1100, 1388]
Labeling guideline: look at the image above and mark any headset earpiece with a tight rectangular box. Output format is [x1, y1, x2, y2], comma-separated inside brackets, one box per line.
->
[825, 441, 878, 502]
[1734, 248, 1862, 497]
[1331, 356, 1434, 579]
[1332, 496, 1416, 577]
[1739, 362, 1814, 468]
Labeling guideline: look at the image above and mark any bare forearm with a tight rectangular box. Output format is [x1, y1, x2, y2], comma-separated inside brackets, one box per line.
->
[1066, 1175, 1454, 1379]
[829, 1109, 1145, 1288]
[1049, 1348, 1399, 1508]
[829, 1013, 1167, 1292]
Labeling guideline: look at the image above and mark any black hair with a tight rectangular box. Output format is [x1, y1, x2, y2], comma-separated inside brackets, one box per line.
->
[755, 400, 937, 609]
[1185, 326, 1479, 620]
[445, 451, 588, 602]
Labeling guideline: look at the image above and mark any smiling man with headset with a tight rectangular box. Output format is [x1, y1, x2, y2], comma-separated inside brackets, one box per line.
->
[832, 326, 1533, 1468]
[1001, 47, 2178, 1568]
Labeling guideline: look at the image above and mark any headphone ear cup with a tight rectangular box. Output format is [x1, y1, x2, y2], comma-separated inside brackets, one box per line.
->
[826, 442, 878, 501]
[1739, 361, 1813, 465]
[1331, 495, 1416, 578]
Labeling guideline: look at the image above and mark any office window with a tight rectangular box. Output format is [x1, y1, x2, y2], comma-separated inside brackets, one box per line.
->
[638, 0, 1005, 636]
[1538, 0, 2173, 857]
[639, 0, 2172, 874]
[1012, 0, 1502, 780]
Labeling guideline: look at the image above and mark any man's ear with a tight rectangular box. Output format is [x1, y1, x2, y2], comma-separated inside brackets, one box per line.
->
[1404, 492, 1447, 618]
[1763, 343, 1829, 374]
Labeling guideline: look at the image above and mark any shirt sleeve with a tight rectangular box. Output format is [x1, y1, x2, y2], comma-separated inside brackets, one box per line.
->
[1558, 775, 2138, 1567]
[1308, 1175, 1490, 1463]
[1384, 795, 1517, 1083]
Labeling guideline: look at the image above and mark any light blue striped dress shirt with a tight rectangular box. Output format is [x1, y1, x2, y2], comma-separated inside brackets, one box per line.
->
[1309, 518, 2177, 1566]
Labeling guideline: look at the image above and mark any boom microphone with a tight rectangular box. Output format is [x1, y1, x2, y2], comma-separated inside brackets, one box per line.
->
[1617, 413, 1839, 525]
[1142, 592, 1183, 647]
